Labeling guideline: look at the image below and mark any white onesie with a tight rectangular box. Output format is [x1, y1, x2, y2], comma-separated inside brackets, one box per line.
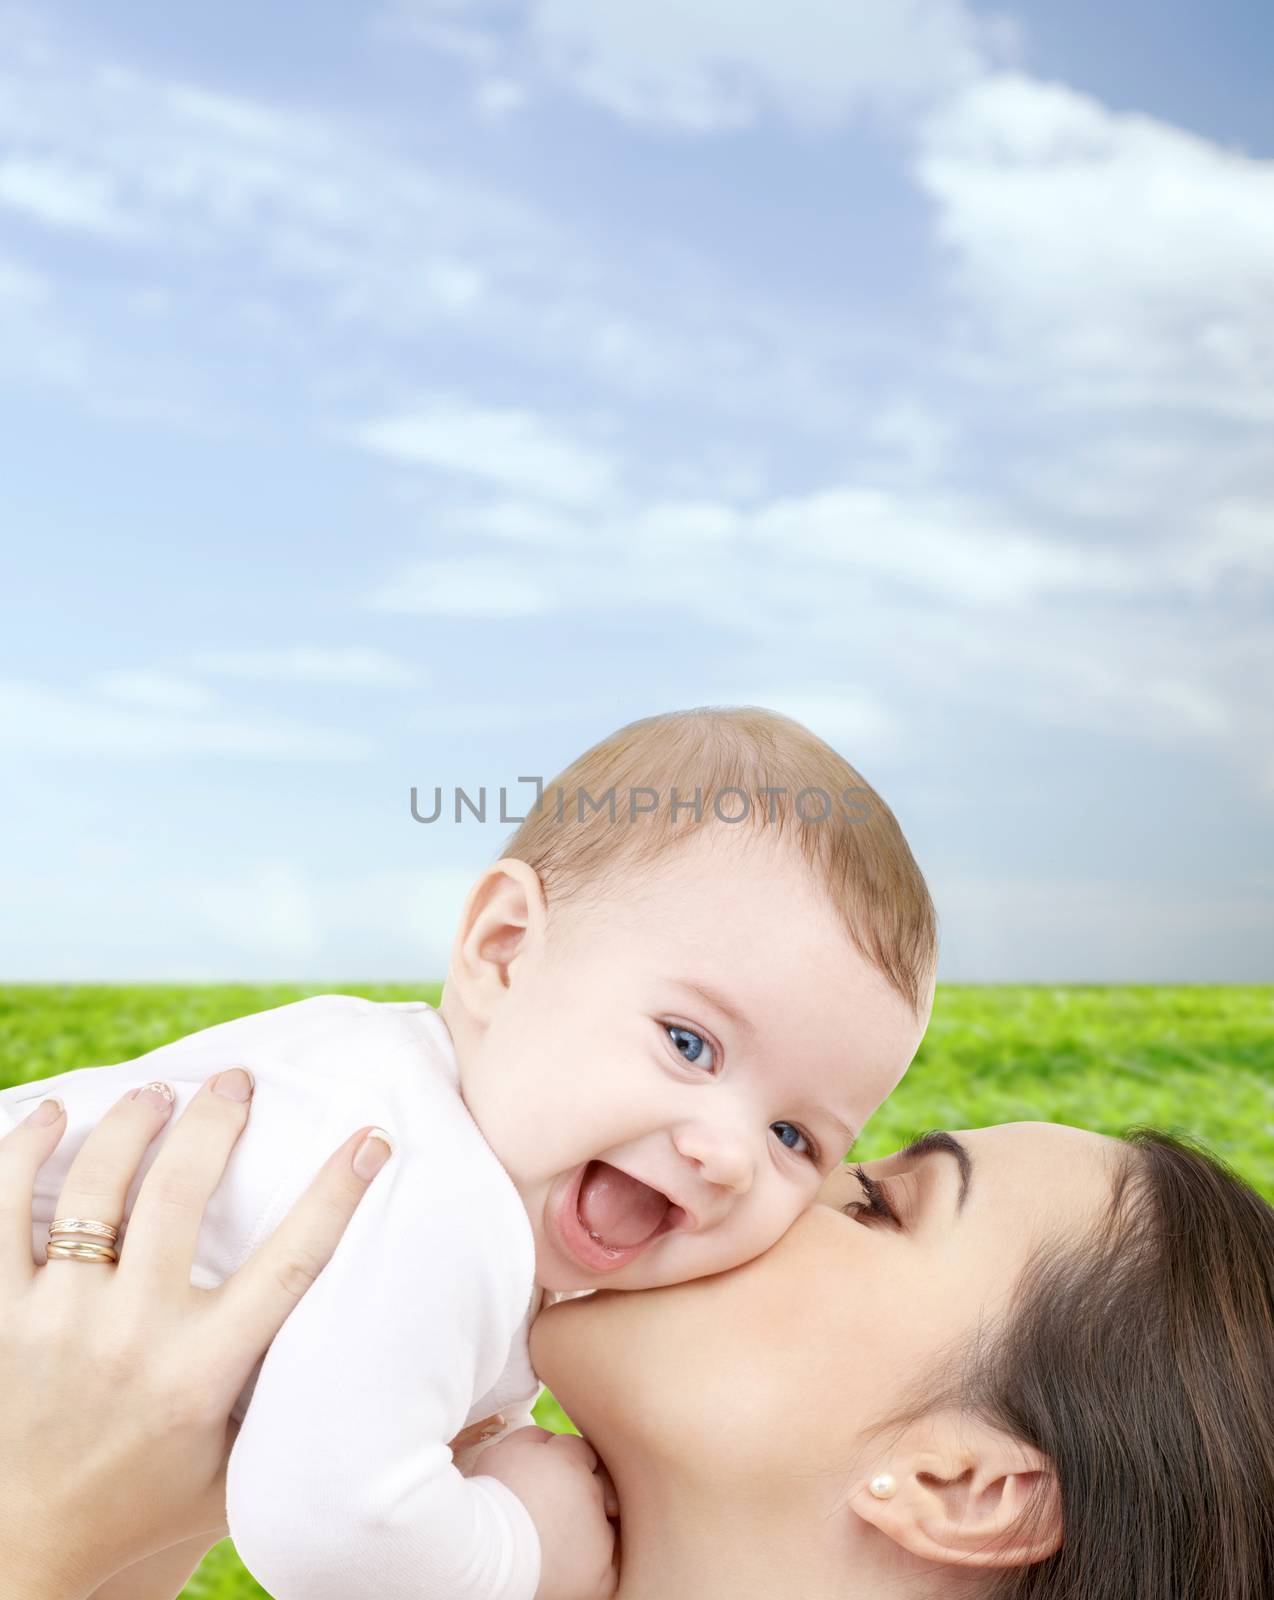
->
[0, 994, 543, 1600]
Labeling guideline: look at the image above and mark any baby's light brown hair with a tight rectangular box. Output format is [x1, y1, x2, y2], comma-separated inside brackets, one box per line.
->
[501, 705, 938, 1018]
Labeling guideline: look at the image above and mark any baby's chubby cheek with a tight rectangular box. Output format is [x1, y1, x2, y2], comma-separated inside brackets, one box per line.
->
[713, 1193, 804, 1264]
[622, 1192, 812, 1292]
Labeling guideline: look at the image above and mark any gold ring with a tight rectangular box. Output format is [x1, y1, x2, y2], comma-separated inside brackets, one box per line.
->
[49, 1217, 119, 1243]
[46, 1239, 118, 1264]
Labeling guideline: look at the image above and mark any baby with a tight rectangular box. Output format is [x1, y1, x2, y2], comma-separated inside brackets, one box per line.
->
[2, 705, 937, 1600]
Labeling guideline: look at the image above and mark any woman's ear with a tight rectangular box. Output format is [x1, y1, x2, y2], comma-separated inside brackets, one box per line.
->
[848, 1410, 1061, 1571]
[445, 858, 548, 1026]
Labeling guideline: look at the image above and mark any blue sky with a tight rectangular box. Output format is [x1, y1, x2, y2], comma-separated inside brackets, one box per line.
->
[1, 0, 1271, 982]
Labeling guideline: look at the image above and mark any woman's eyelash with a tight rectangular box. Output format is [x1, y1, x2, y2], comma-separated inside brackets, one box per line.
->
[843, 1166, 903, 1228]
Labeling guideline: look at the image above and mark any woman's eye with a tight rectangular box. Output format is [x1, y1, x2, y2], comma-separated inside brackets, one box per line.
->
[771, 1121, 818, 1162]
[666, 1024, 717, 1073]
[845, 1167, 903, 1228]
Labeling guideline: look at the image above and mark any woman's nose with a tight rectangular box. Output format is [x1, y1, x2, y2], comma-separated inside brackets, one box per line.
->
[672, 1122, 754, 1197]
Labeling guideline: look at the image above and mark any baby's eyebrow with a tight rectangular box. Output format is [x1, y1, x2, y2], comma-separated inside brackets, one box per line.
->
[827, 1113, 857, 1153]
[671, 977, 758, 1041]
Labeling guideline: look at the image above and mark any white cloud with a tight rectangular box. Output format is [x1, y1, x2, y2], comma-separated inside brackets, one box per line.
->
[719, 688, 897, 758]
[0, 21, 553, 341]
[191, 863, 477, 975]
[916, 73, 1274, 419]
[1005, 426, 1271, 527]
[0, 253, 49, 305]
[349, 400, 620, 506]
[368, 558, 553, 617]
[364, 476, 1273, 799]
[193, 648, 422, 688]
[934, 872, 1274, 982]
[0, 681, 371, 760]
[390, 0, 999, 130]
[410, 696, 625, 732]
[1174, 501, 1274, 593]
[748, 487, 1141, 605]
[1030, 657, 1234, 738]
[867, 398, 955, 478]
[443, 498, 583, 545]
[942, 610, 1269, 765]
[0, 154, 139, 237]
[0, 249, 85, 388]
[0, 10, 910, 433]
[384, 480, 1148, 612]
[631, 498, 743, 544]
[194, 862, 322, 963]
[94, 671, 220, 714]
[474, 78, 530, 119]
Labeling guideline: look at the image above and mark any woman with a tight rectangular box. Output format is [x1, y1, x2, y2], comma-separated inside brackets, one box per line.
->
[533, 1121, 1274, 1598]
[4, 1094, 1271, 1598]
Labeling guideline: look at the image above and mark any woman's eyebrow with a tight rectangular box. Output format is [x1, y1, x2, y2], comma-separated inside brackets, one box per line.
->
[896, 1130, 974, 1212]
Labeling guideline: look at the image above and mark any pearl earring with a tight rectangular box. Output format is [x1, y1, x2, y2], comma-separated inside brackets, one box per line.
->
[868, 1473, 897, 1500]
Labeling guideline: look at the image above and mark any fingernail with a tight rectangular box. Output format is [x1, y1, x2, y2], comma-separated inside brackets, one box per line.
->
[131, 1081, 175, 1111]
[26, 1097, 64, 1127]
[352, 1128, 392, 1180]
[212, 1068, 254, 1103]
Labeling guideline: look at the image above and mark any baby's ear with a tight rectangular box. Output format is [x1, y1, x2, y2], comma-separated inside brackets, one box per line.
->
[848, 1409, 1061, 1572]
[447, 859, 548, 1023]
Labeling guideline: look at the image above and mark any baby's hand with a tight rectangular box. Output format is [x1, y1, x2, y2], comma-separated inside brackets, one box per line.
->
[477, 1426, 619, 1600]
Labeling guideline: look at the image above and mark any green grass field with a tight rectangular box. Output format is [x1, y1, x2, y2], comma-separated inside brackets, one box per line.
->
[1, 982, 1270, 1599]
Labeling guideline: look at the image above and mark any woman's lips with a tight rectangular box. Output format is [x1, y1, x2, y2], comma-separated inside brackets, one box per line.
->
[549, 1160, 681, 1275]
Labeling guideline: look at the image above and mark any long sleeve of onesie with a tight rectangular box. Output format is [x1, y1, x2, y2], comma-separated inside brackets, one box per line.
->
[0, 995, 543, 1600]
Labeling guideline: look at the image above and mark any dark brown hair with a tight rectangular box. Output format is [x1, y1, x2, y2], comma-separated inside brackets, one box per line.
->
[502, 705, 938, 1017]
[945, 1130, 1274, 1599]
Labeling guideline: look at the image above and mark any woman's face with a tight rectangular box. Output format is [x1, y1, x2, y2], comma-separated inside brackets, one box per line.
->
[530, 1121, 1120, 1481]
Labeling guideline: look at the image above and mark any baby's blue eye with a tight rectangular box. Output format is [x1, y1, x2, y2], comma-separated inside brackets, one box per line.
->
[772, 1121, 814, 1159]
[667, 1024, 716, 1072]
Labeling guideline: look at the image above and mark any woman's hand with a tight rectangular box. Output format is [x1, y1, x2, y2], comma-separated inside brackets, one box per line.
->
[0, 1072, 392, 1600]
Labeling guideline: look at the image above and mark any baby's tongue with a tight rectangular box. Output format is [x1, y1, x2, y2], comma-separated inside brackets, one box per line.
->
[577, 1161, 669, 1249]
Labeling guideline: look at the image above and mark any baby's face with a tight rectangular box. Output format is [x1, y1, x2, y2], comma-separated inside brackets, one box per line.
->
[461, 825, 932, 1293]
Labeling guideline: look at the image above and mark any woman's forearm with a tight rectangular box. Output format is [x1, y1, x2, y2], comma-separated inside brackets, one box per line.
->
[87, 1535, 221, 1600]
[2, 1540, 95, 1600]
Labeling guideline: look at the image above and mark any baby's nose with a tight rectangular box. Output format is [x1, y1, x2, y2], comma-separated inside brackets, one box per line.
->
[673, 1122, 754, 1198]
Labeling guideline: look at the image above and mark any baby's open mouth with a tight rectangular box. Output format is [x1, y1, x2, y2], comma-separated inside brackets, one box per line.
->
[551, 1159, 679, 1274]
[577, 1160, 671, 1252]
